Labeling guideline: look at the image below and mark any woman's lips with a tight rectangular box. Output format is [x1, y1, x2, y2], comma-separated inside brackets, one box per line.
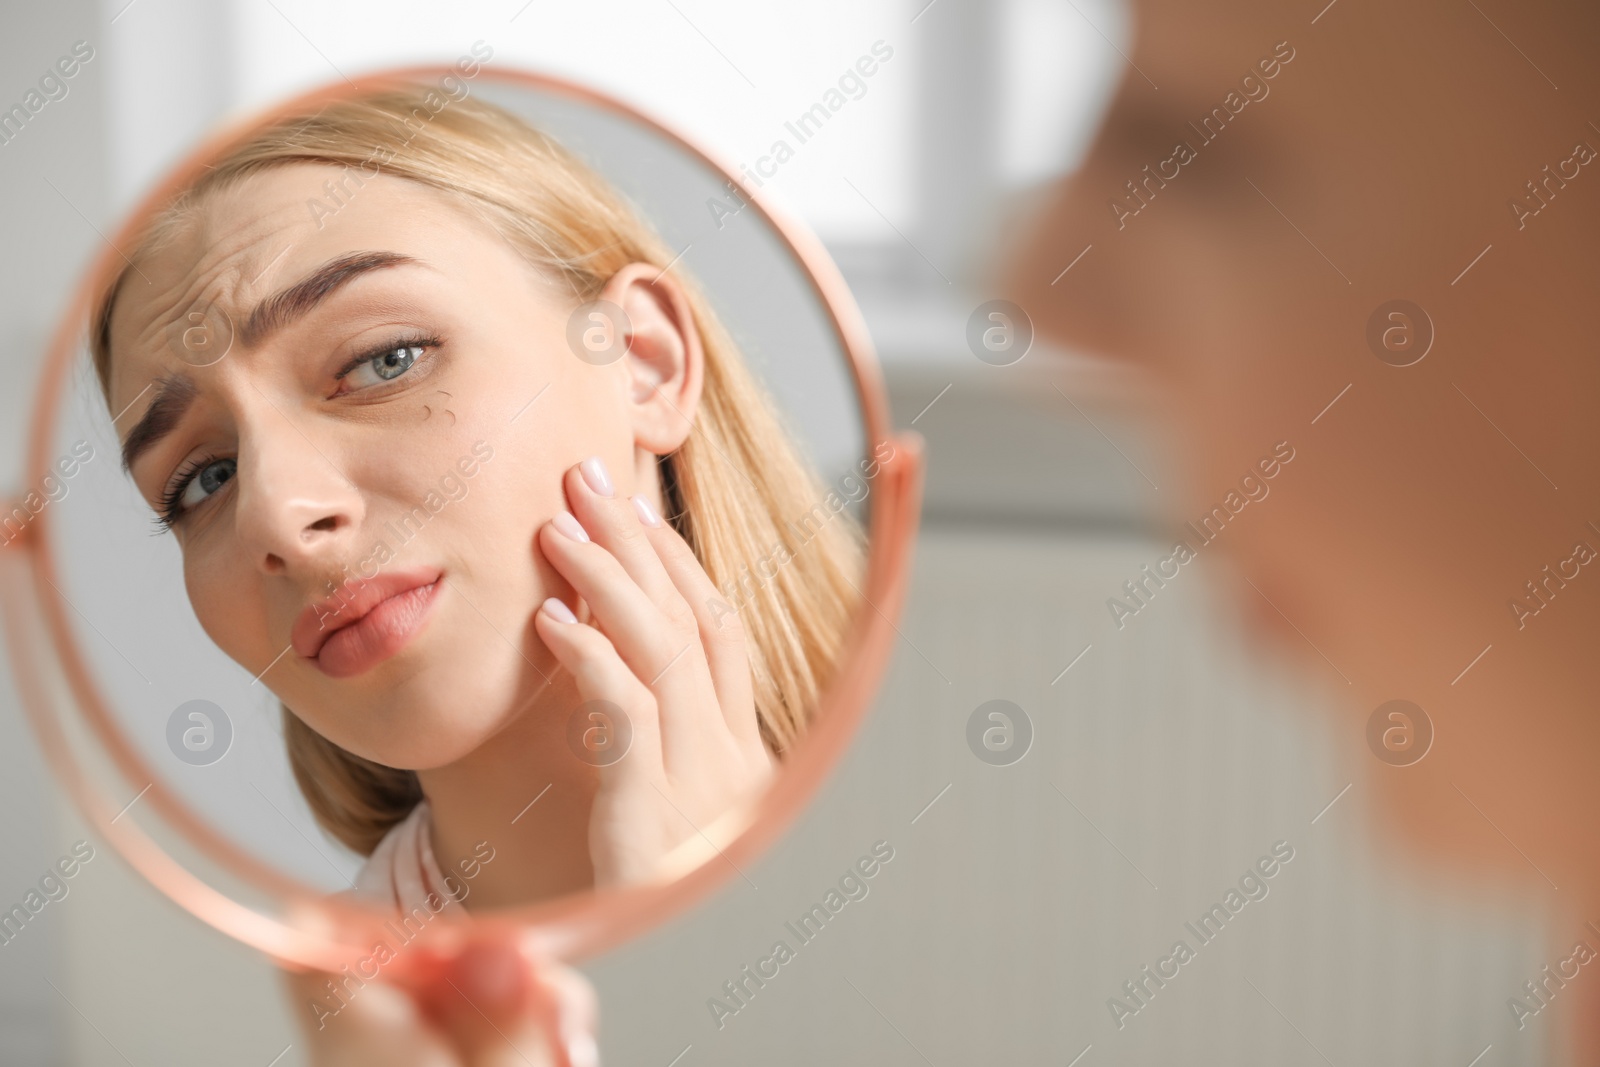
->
[291, 569, 443, 679]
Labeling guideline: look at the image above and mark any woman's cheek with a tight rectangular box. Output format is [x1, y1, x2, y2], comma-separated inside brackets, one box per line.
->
[185, 555, 244, 660]
[188, 555, 284, 690]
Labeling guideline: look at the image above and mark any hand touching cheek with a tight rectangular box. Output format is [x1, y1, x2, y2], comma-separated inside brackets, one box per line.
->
[533, 457, 772, 888]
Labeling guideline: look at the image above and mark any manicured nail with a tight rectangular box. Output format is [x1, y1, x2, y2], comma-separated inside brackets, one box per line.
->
[552, 511, 589, 542]
[631, 494, 662, 527]
[541, 597, 578, 623]
[580, 456, 614, 497]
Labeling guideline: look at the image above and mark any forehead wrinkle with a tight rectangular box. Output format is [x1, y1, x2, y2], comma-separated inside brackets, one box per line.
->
[123, 191, 321, 358]
[114, 252, 432, 477]
[108, 167, 467, 450]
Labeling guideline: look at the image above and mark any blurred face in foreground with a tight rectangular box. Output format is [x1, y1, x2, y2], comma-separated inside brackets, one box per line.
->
[1005, 0, 1600, 1052]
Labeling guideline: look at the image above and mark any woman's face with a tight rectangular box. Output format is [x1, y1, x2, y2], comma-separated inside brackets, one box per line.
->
[107, 164, 659, 769]
[1005, 0, 1597, 696]
[1003, 0, 1600, 886]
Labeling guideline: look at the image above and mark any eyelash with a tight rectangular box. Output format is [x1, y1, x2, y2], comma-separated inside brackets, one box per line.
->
[154, 453, 222, 533]
[334, 332, 442, 388]
[152, 333, 443, 532]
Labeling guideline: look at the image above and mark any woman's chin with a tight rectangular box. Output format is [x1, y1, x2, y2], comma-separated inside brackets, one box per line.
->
[343, 719, 505, 773]
[323, 670, 542, 771]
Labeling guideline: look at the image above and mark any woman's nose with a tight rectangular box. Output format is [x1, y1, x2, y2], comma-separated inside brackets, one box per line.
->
[232, 417, 365, 578]
[1001, 165, 1141, 365]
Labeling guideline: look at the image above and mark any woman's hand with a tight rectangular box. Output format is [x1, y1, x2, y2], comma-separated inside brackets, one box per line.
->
[533, 456, 774, 888]
[283, 935, 598, 1066]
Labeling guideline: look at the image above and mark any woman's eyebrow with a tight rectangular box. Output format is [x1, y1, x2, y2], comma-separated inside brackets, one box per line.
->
[120, 372, 196, 475]
[119, 250, 426, 476]
[240, 250, 421, 348]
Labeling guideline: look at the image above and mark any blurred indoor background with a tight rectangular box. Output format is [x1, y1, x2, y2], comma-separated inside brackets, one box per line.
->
[0, 1, 1563, 1064]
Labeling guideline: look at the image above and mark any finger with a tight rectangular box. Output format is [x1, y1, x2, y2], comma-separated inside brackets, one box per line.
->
[281, 965, 455, 1066]
[395, 938, 592, 1067]
[565, 456, 685, 614]
[632, 507, 762, 752]
[459, 944, 598, 1067]
[534, 595, 664, 779]
[538, 514, 722, 749]
[522, 950, 600, 1067]
[538, 510, 686, 680]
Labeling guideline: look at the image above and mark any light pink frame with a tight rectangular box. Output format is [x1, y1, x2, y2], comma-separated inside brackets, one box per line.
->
[0, 64, 924, 971]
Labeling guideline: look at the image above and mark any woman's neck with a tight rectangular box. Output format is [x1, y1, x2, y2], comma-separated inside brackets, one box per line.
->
[1360, 623, 1600, 1061]
[416, 666, 601, 909]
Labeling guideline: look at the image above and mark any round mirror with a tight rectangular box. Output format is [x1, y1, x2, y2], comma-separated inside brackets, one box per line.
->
[0, 62, 921, 976]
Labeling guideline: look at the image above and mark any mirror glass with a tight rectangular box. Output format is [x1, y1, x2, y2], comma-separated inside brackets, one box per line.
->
[36, 66, 879, 918]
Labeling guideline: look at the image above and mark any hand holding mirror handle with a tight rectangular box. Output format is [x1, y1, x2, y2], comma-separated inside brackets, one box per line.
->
[279, 931, 599, 1066]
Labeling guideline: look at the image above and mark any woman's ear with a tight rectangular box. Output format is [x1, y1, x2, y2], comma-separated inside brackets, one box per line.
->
[594, 262, 705, 455]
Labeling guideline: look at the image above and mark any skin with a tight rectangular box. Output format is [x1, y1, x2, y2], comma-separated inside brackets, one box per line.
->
[279, 936, 599, 1066]
[1004, 0, 1600, 1055]
[107, 163, 774, 1056]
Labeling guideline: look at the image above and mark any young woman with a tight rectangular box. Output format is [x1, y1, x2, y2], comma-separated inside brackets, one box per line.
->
[90, 85, 864, 914]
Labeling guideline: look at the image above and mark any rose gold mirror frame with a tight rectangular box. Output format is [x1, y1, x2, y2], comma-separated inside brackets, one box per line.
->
[0, 64, 924, 973]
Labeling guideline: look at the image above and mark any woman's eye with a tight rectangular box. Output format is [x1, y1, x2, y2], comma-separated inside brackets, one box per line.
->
[178, 457, 237, 512]
[346, 343, 424, 388]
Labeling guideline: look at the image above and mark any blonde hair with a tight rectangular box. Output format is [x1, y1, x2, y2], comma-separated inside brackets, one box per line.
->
[90, 85, 864, 856]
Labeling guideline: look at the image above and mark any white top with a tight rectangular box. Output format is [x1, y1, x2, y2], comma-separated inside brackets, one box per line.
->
[351, 799, 459, 914]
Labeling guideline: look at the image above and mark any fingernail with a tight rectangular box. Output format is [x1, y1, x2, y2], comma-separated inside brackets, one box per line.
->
[580, 456, 614, 497]
[541, 597, 578, 623]
[631, 494, 662, 527]
[552, 511, 589, 543]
